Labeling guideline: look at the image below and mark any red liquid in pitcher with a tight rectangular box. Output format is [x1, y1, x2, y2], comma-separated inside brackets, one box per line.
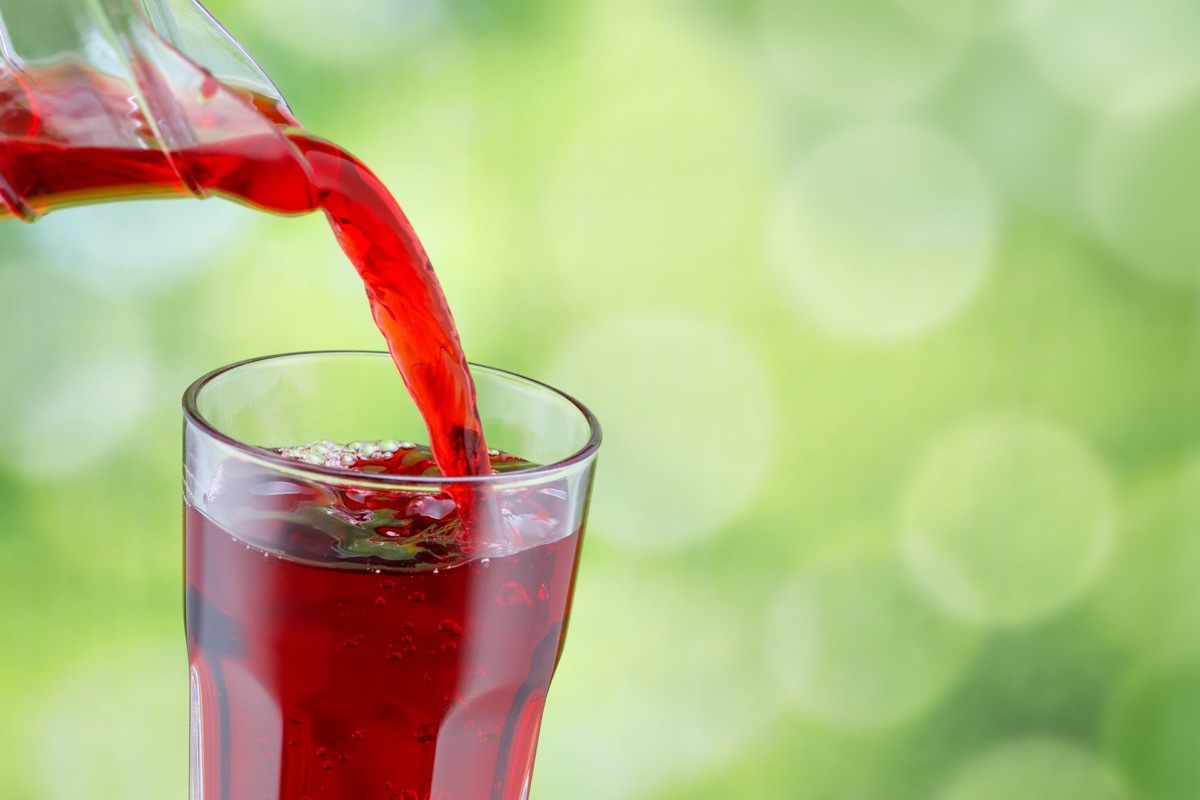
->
[187, 445, 582, 800]
[0, 62, 487, 477]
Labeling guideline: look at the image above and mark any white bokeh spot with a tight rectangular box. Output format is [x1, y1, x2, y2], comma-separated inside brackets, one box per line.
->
[767, 553, 979, 730]
[3, 352, 154, 477]
[1085, 85, 1200, 287]
[901, 413, 1116, 625]
[29, 643, 187, 800]
[246, 0, 443, 65]
[771, 121, 997, 342]
[532, 568, 773, 799]
[17, 200, 254, 297]
[757, 0, 972, 109]
[937, 737, 1129, 800]
[1020, 0, 1200, 110]
[543, 311, 778, 551]
[0, 270, 154, 477]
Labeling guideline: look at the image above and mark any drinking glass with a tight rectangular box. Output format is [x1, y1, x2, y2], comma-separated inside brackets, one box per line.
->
[183, 351, 601, 800]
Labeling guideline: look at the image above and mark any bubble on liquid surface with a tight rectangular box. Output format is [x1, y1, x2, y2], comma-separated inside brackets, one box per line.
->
[770, 121, 997, 342]
[251, 439, 557, 566]
[900, 413, 1115, 625]
[767, 552, 978, 729]
[937, 737, 1129, 800]
[277, 438, 402, 469]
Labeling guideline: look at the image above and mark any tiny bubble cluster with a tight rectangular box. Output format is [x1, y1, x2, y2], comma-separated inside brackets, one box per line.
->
[277, 439, 406, 469]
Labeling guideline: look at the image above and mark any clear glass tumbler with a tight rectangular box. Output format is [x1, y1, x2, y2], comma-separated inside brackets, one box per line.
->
[183, 351, 601, 800]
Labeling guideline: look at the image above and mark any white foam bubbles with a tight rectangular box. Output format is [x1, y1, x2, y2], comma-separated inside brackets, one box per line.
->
[1085, 85, 1200, 286]
[901, 413, 1115, 625]
[542, 311, 777, 551]
[1020, 0, 1200, 111]
[770, 121, 997, 342]
[766, 552, 978, 729]
[757, 0, 972, 110]
[16, 199, 254, 297]
[28, 642, 186, 800]
[937, 737, 1129, 800]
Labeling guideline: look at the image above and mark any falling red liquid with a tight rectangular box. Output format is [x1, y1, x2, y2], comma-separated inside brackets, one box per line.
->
[0, 61, 488, 477]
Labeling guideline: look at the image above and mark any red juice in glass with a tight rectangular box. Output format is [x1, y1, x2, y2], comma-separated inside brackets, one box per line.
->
[184, 356, 601, 800]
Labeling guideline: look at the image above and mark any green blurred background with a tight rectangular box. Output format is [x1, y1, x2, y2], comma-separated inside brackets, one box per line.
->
[4, 0, 1200, 796]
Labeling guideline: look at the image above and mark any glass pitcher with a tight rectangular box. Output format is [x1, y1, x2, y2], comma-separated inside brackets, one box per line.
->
[0, 0, 308, 220]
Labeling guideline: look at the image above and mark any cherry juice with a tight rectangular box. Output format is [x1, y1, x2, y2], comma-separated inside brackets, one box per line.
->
[187, 442, 585, 800]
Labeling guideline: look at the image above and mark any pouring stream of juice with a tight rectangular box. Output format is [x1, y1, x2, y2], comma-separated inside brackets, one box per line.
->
[0, 0, 491, 480]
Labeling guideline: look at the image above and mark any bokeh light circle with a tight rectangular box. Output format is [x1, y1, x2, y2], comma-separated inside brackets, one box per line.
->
[1086, 86, 1200, 286]
[1090, 455, 1200, 655]
[0, 270, 153, 477]
[531, 567, 773, 799]
[1020, 0, 1200, 110]
[16, 200, 254, 297]
[938, 737, 1129, 800]
[757, 0, 972, 109]
[767, 553, 978, 730]
[901, 413, 1115, 625]
[543, 311, 778, 552]
[29, 643, 186, 799]
[5, 353, 153, 477]
[770, 121, 997, 342]
[245, 0, 442, 65]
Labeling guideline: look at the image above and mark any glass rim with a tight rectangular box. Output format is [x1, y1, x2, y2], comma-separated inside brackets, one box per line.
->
[182, 350, 602, 488]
